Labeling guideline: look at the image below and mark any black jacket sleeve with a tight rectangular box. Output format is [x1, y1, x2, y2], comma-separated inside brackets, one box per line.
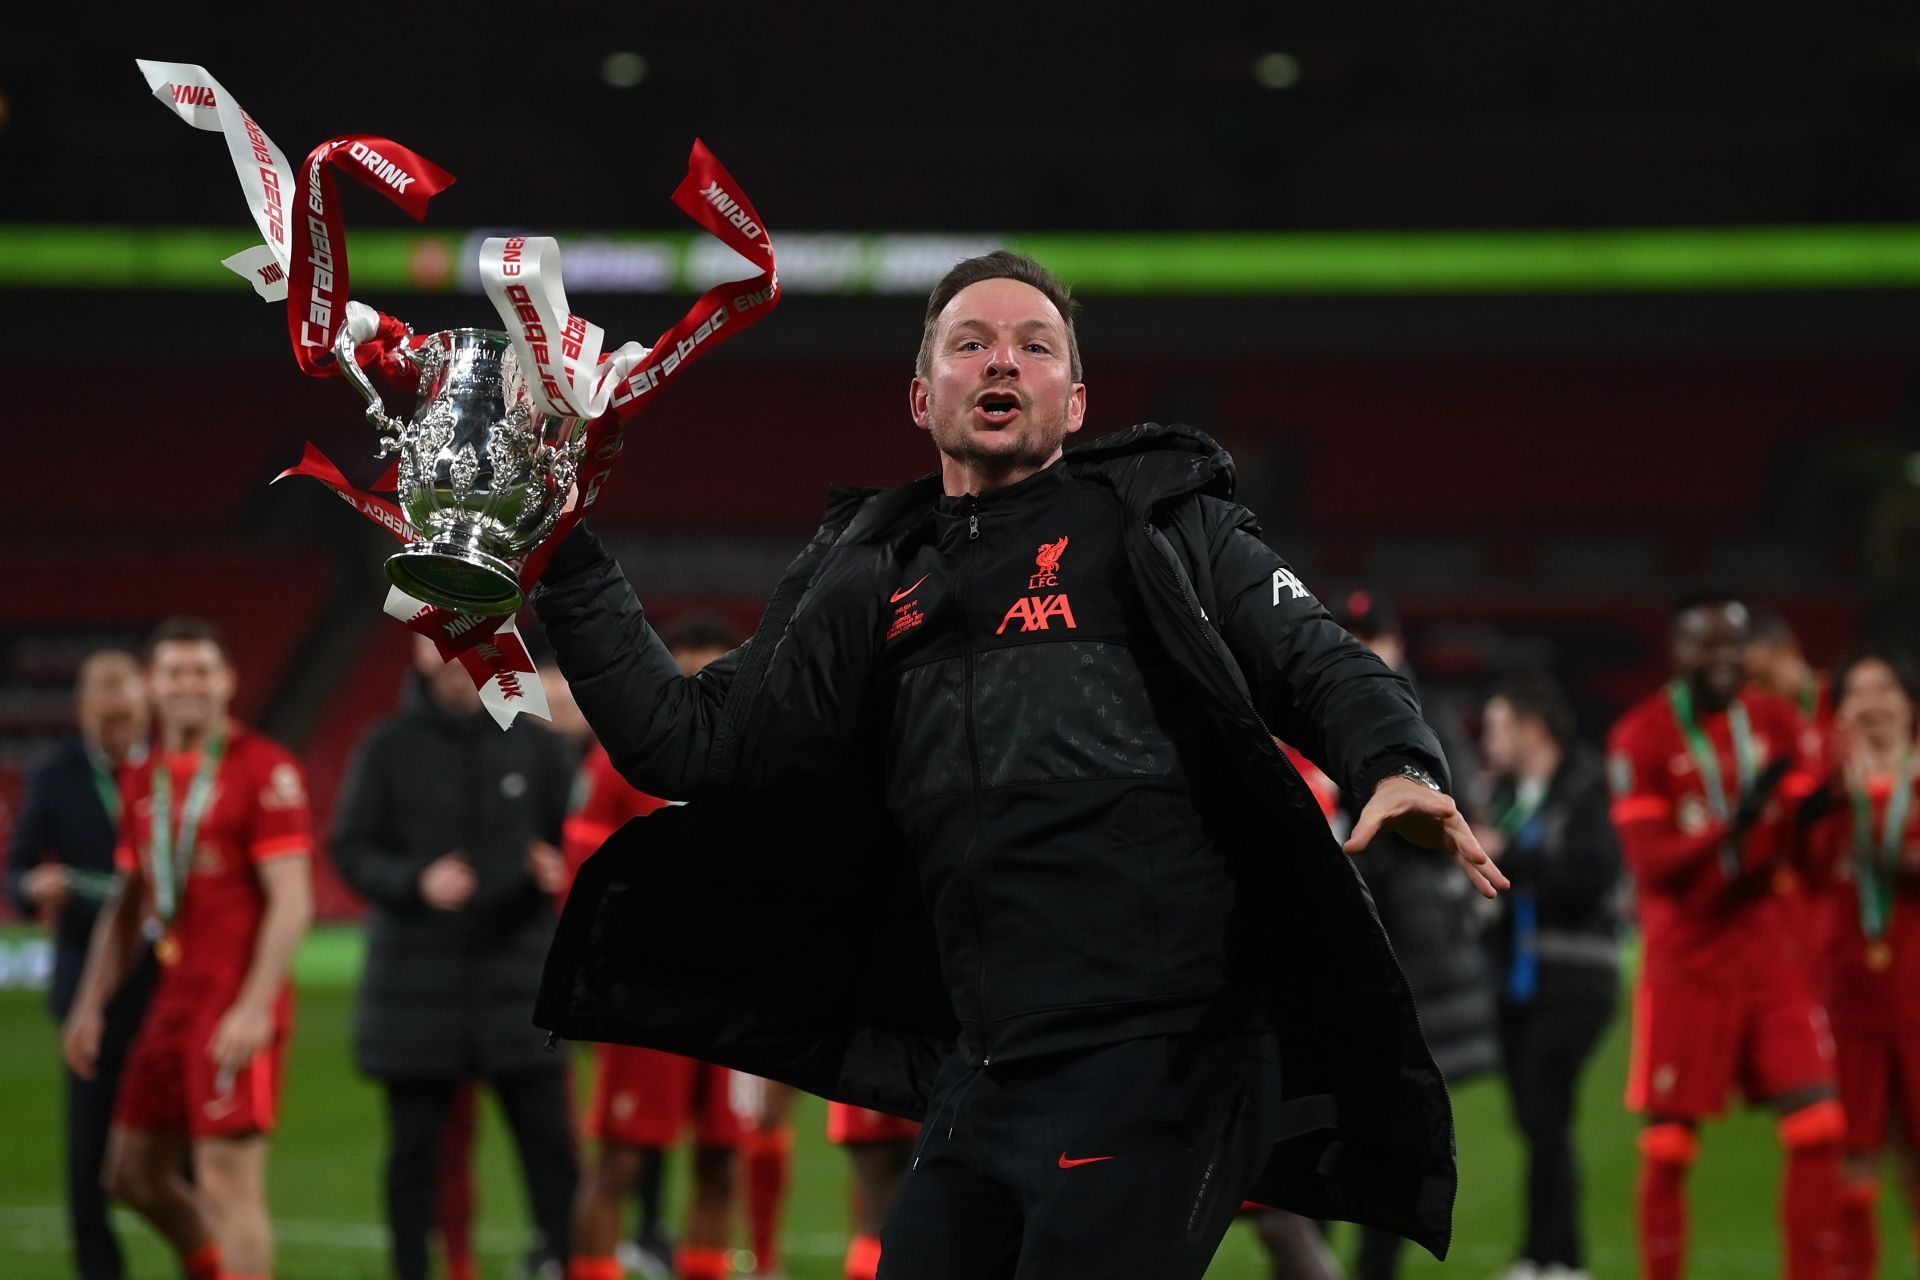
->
[329, 730, 434, 913]
[531, 525, 739, 799]
[1200, 501, 1450, 797]
[3, 757, 56, 917]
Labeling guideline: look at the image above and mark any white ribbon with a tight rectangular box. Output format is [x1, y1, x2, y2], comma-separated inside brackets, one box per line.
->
[382, 587, 551, 728]
[136, 60, 293, 298]
[479, 236, 648, 420]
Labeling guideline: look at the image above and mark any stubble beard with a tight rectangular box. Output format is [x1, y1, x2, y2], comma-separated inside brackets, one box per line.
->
[929, 390, 1070, 480]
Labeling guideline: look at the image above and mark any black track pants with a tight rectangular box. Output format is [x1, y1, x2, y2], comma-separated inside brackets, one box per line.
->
[879, 1031, 1285, 1280]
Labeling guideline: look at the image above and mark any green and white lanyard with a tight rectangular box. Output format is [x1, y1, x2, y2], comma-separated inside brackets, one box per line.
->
[1668, 679, 1759, 880]
[60, 748, 127, 904]
[146, 737, 226, 923]
[1495, 782, 1548, 839]
[1850, 754, 1915, 947]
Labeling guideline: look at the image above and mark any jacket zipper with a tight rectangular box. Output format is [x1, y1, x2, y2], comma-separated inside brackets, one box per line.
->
[959, 503, 991, 1065]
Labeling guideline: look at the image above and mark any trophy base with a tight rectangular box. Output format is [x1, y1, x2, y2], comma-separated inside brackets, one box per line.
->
[386, 543, 525, 616]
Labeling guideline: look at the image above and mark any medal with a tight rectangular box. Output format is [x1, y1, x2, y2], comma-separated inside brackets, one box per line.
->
[1849, 751, 1915, 970]
[1668, 680, 1759, 880]
[146, 734, 226, 924]
[155, 932, 181, 967]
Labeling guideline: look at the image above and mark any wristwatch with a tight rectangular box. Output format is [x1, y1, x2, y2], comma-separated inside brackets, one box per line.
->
[1385, 763, 1443, 793]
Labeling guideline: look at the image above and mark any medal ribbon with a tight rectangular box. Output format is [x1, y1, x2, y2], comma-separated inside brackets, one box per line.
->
[1850, 754, 1915, 943]
[1667, 679, 1759, 879]
[87, 749, 121, 827]
[1495, 782, 1549, 1003]
[146, 736, 226, 923]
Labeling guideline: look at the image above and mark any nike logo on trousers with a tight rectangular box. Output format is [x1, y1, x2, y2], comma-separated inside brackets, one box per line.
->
[1058, 1152, 1115, 1169]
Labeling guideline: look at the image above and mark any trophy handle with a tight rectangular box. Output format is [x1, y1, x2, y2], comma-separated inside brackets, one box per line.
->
[333, 322, 390, 426]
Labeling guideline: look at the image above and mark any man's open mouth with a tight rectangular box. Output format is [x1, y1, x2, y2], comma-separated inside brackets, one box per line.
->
[976, 393, 1021, 423]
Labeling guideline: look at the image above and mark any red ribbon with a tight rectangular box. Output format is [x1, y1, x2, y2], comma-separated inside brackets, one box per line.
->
[287, 135, 455, 376]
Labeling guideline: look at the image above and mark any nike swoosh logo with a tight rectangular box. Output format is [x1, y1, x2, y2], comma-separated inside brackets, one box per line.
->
[1058, 1152, 1115, 1169]
[891, 574, 930, 603]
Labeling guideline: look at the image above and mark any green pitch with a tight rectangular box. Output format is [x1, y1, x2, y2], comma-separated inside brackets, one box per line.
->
[0, 927, 1913, 1279]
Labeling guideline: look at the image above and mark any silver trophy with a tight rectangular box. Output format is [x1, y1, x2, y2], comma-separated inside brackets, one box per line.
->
[335, 326, 586, 615]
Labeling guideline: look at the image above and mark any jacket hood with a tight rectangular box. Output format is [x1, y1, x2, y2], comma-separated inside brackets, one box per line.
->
[1065, 422, 1236, 513]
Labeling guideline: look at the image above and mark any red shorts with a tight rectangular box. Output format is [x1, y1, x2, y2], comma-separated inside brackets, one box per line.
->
[1627, 965, 1835, 1119]
[826, 1101, 920, 1145]
[114, 994, 287, 1138]
[1834, 1022, 1920, 1153]
[587, 1044, 744, 1149]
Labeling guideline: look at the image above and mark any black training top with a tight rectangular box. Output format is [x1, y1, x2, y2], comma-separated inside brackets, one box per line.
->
[877, 460, 1252, 1062]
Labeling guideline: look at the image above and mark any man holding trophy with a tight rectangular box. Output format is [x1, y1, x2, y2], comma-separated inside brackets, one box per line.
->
[525, 252, 1506, 1276]
[141, 57, 1504, 1275]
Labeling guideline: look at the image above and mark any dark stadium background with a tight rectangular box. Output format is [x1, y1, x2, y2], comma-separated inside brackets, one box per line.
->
[3, 12, 1920, 1278]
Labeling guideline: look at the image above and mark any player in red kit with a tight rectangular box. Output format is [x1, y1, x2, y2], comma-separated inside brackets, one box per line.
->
[1750, 611, 1837, 960]
[827, 1102, 920, 1280]
[63, 618, 314, 1280]
[1609, 596, 1841, 1280]
[1800, 648, 1920, 1279]
[567, 617, 752, 1280]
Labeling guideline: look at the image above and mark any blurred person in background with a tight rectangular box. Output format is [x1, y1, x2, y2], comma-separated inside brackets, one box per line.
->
[1799, 647, 1920, 1280]
[62, 617, 314, 1280]
[540, 662, 594, 763]
[1748, 611, 1834, 961]
[1749, 611, 1834, 741]
[1607, 594, 1841, 1280]
[331, 634, 579, 1280]
[562, 616, 756, 1280]
[1332, 588, 1500, 1280]
[826, 1101, 921, 1280]
[513, 251, 1502, 1276]
[1478, 673, 1624, 1280]
[5, 648, 150, 1280]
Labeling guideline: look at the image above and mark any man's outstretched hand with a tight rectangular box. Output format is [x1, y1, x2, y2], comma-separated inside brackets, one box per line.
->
[1344, 775, 1509, 899]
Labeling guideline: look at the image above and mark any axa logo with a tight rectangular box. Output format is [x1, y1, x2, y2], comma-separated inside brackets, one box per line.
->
[999, 535, 1077, 634]
[997, 594, 1077, 635]
[1271, 567, 1309, 604]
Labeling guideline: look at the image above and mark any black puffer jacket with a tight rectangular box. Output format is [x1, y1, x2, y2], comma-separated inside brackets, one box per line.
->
[1342, 669, 1500, 1085]
[533, 424, 1463, 1255]
[331, 677, 574, 1079]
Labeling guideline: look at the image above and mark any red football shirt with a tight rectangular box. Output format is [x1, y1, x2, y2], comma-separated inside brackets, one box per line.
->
[560, 743, 669, 900]
[1607, 685, 1809, 978]
[115, 723, 311, 1015]
[1806, 769, 1920, 1033]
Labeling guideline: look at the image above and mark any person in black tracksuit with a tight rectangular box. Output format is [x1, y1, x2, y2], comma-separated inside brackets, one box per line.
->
[331, 642, 580, 1280]
[1478, 674, 1623, 1280]
[4, 651, 153, 1280]
[369, 251, 1509, 1277]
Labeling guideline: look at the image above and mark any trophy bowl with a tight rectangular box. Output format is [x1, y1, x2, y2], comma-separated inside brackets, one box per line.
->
[337, 326, 585, 615]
